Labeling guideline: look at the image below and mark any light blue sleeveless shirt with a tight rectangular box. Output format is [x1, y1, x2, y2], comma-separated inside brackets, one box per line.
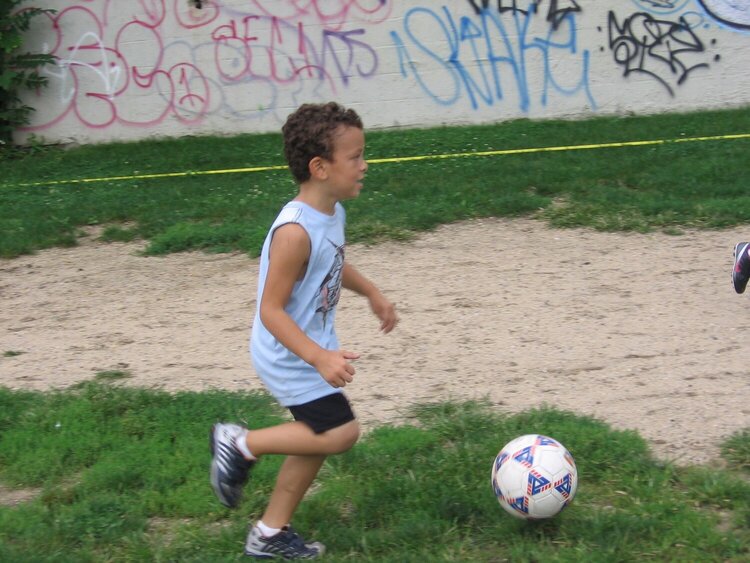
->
[250, 201, 346, 406]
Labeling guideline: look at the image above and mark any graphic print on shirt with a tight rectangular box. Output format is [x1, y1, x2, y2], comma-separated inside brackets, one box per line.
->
[316, 239, 345, 326]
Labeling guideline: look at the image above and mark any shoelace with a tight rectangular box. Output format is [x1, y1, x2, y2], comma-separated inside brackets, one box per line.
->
[280, 527, 307, 548]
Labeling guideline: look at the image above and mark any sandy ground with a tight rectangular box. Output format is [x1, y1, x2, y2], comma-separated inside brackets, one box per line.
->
[1, 219, 748, 466]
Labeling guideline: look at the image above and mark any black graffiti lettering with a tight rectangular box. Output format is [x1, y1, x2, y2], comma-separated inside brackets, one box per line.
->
[467, 0, 494, 15]
[607, 11, 710, 96]
[466, 0, 581, 30]
[543, 0, 582, 30]
[467, 0, 528, 16]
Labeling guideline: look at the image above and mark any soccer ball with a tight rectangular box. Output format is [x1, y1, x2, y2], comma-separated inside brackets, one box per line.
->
[491, 434, 577, 519]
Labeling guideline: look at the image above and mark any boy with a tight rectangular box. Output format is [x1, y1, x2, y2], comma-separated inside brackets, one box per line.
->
[209, 102, 398, 559]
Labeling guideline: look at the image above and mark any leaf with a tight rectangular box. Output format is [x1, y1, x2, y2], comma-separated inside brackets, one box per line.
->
[11, 52, 56, 68]
[1, 35, 23, 53]
[0, 71, 15, 90]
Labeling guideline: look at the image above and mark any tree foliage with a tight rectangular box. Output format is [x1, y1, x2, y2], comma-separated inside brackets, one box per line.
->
[0, 1, 56, 146]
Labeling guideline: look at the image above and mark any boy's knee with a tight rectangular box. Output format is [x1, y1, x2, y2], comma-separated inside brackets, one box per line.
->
[329, 420, 360, 453]
[344, 420, 361, 449]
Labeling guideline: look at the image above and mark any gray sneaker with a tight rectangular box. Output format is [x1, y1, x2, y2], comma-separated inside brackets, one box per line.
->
[244, 525, 325, 559]
[209, 423, 254, 508]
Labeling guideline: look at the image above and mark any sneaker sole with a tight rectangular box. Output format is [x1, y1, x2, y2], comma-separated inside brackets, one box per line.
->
[734, 242, 750, 294]
[243, 551, 276, 559]
[243, 551, 322, 560]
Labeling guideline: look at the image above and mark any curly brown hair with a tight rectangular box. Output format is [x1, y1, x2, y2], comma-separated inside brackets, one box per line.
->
[282, 102, 363, 183]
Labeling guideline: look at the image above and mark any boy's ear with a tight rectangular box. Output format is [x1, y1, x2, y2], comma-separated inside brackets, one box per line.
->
[308, 156, 328, 180]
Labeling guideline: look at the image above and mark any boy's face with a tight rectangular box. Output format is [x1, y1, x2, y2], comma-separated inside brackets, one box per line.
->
[323, 125, 367, 200]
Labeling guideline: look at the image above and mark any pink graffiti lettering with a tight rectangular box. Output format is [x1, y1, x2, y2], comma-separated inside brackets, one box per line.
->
[21, 0, 389, 134]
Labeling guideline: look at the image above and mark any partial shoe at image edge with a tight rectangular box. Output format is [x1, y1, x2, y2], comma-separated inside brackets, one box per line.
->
[733, 242, 750, 294]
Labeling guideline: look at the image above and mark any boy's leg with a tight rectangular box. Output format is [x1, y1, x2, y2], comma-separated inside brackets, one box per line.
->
[247, 417, 358, 526]
[244, 455, 327, 559]
[209, 420, 358, 509]
[243, 408, 359, 559]
[210, 389, 358, 510]
[262, 454, 326, 528]
[247, 419, 360, 457]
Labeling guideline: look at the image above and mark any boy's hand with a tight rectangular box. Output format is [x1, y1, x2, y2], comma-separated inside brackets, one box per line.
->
[314, 349, 360, 388]
[341, 264, 398, 333]
[369, 293, 398, 333]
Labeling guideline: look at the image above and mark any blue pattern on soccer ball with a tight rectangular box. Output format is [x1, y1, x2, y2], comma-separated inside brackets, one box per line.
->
[495, 452, 509, 471]
[513, 446, 534, 466]
[555, 473, 573, 496]
[528, 472, 551, 495]
[508, 496, 529, 514]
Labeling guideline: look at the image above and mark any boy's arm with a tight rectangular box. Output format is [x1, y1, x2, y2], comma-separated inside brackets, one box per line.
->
[342, 263, 398, 333]
[260, 223, 359, 388]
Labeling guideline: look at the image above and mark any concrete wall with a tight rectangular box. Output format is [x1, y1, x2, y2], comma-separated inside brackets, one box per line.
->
[17, 0, 750, 145]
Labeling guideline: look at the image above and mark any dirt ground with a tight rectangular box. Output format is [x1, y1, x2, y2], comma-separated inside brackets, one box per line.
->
[1, 219, 748, 466]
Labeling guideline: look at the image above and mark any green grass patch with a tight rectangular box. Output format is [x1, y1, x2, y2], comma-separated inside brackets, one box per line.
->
[721, 429, 750, 473]
[0, 384, 747, 561]
[1, 107, 750, 258]
[93, 370, 131, 382]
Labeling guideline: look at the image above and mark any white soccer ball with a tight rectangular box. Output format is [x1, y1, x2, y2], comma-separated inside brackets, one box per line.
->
[491, 434, 578, 519]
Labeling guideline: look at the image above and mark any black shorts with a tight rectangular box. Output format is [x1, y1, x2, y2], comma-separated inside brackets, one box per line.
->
[288, 392, 355, 434]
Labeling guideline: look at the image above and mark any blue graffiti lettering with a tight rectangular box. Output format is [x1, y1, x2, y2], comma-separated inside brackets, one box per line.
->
[391, 4, 595, 112]
[391, 7, 462, 106]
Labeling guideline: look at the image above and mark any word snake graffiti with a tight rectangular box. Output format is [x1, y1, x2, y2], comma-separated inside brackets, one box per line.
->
[391, 3, 595, 112]
[17, 1, 750, 139]
[607, 9, 715, 97]
[23, 0, 391, 131]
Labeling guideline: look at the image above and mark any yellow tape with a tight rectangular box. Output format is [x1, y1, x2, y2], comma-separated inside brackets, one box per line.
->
[8, 132, 750, 188]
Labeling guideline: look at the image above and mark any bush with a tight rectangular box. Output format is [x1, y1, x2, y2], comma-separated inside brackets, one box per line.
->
[0, 1, 56, 146]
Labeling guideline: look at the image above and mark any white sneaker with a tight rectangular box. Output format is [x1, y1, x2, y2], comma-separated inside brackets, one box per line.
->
[209, 423, 254, 508]
[244, 525, 325, 559]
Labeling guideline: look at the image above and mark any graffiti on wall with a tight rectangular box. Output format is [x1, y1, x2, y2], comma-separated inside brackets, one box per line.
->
[24, 0, 391, 131]
[19, 0, 750, 136]
[697, 0, 750, 29]
[606, 9, 716, 97]
[466, 0, 582, 30]
[390, 2, 595, 112]
[631, 0, 750, 29]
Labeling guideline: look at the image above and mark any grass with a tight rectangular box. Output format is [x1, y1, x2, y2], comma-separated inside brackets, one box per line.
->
[2, 107, 750, 560]
[0, 382, 747, 562]
[93, 370, 131, 382]
[1, 106, 750, 258]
